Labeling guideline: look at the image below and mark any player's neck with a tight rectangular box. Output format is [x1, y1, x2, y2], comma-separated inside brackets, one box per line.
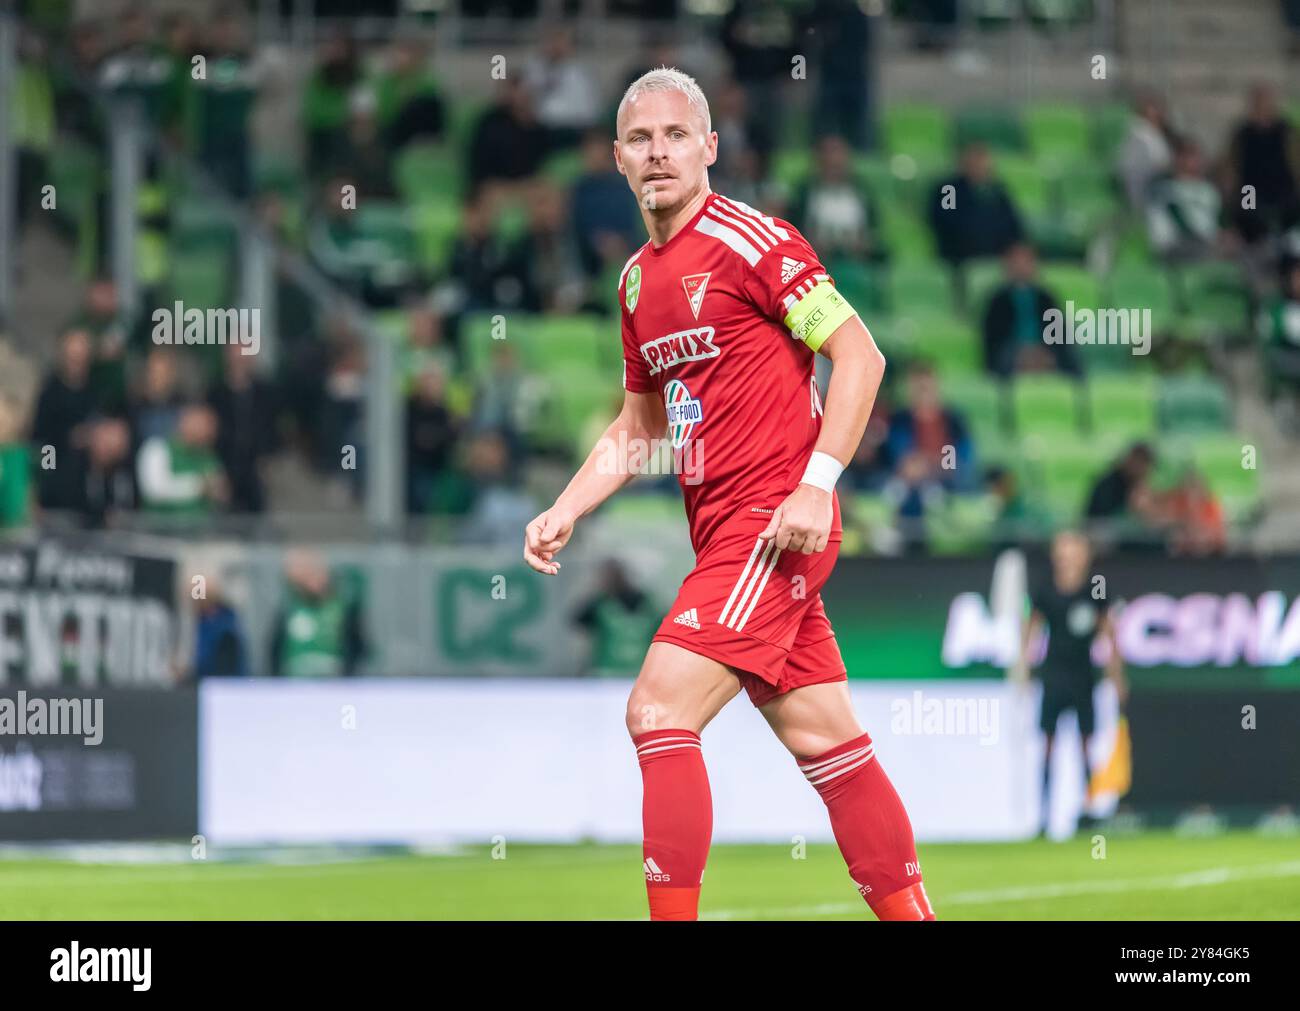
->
[644, 186, 711, 248]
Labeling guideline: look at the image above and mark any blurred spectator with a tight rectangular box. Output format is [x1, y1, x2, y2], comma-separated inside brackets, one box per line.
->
[270, 550, 366, 677]
[808, 0, 875, 150]
[308, 177, 415, 303]
[129, 348, 185, 445]
[1259, 261, 1300, 396]
[880, 446, 946, 539]
[304, 30, 363, 168]
[506, 184, 585, 312]
[403, 303, 458, 383]
[1223, 83, 1300, 245]
[71, 277, 130, 414]
[843, 395, 893, 492]
[13, 31, 54, 234]
[468, 79, 550, 195]
[192, 13, 261, 198]
[80, 417, 136, 528]
[789, 135, 881, 263]
[710, 80, 772, 191]
[459, 430, 539, 545]
[571, 128, 641, 281]
[522, 25, 600, 149]
[572, 558, 661, 676]
[1085, 442, 1164, 547]
[928, 142, 1024, 265]
[471, 342, 543, 471]
[208, 343, 277, 513]
[136, 403, 227, 514]
[985, 464, 1049, 542]
[1146, 138, 1223, 262]
[1165, 468, 1226, 556]
[982, 243, 1082, 378]
[32, 329, 98, 512]
[323, 93, 396, 199]
[407, 363, 461, 514]
[192, 578, 249, 678]
[0, 395, 31, 528]
[1117, 90, 1173, 210]
[374, 38, 445, 150]
[442, 194, 516, 314]
[885, 362, 975, 492]
[720, 0, 800, 143]
[320, 326, 367, 494]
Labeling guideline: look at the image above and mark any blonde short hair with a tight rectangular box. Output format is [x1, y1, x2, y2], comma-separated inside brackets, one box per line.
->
[617, 66, 712, 134]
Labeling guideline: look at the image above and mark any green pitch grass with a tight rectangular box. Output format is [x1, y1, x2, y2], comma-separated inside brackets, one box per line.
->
[2, 831, 1297, 919]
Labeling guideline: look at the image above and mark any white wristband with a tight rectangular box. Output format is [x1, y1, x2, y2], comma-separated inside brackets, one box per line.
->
[800, 451, 843, 493]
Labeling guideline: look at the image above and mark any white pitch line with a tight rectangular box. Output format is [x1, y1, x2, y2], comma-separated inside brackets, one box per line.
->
[701, 861, 1300, 920]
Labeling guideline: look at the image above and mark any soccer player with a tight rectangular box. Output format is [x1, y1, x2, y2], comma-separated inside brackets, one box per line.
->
[523, 68, 934, 921]
[1013, 530, 1128, 837]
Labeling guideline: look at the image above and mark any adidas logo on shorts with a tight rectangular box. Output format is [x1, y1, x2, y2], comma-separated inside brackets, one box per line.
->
[780, 256, 807, 284]
[644, 858, 671, 882]
[673, 607, 701, 629]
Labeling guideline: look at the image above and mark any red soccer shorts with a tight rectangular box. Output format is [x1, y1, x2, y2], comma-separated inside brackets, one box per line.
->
[651, 504, 848, 707]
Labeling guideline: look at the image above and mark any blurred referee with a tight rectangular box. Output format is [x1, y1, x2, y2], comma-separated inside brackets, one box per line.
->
[1013, 530, 1128, 837]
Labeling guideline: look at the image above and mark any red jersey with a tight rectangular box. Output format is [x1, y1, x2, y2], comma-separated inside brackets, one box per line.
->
[618, 190, 852, 551]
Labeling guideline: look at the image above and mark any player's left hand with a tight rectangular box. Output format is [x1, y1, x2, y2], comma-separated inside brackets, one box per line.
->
[759, 483, 833, 554]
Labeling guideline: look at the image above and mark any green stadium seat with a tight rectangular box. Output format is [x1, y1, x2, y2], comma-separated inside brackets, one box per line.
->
[410, 199, 461, 272]
[1158, 374, 1231, 433]
[1175, 261, 1252, 342]
[1040, 264, 1102, 310]
[1025, 104, 1091, 164]
[772, 149, 813, 190]
[1187, 434, 1261, 522]
[1011, 373, 1084, 436]
[995, 154, 1053, 217]
[541, 149, 585, 188]
[926, 494, 1000, 555]
[1106, 265, 1177, 334]
[395, 143, 462, 203]
[961, 257, 1006, 319]
[602, 494, 684, 525]
[1019, 434, 1114, 523]
[878, 203, 936, 262]
[1025, 0, 1095, 25]
[888, 262, 956, 314]
[955, 105, 1025, 153]
[829, 259, 886, 314]
[1093, 104, 1131, 160]
[936, 371, 1007, 444]
[1086, 373, 1158, 439]
[901, 312, 982, 374]
[882, 103, 951, 164]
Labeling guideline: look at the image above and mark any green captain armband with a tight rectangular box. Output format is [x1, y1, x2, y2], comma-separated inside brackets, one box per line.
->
[782, 282, 858, 353]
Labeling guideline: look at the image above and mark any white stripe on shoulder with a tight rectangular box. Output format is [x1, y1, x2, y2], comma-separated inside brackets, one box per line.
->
[704, 204, 772, 253]
[715, 194, 790, 242]
[618, 246, 646, 289]
[695, 214, 761, 266]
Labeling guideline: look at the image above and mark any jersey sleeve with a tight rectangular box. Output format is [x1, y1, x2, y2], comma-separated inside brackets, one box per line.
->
[620, 305, 654, 393]
[740, 223, 861, 354]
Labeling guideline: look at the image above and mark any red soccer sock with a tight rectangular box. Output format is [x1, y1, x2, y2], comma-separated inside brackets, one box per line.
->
[797, 730, 936, 921]
[634, 728, 712, 921]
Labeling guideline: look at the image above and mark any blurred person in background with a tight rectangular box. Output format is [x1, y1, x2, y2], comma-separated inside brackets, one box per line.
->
[1222, 82, 1300, 246]
[1164, 468, 1227, 556]
[719, 0, 800, 145]
[709, 80, 772, 194]
[1085, 441, 1165, 549]
[572, 558, 662, 677]
[523, 24, 600, 150]
[1259, 261, 1300, 408]
[375, 38, 445, 151]
[323, 92, 397, 200]
[192, 575, 249, 678]
[31, 328, 98, 513]
[506, 183, 586, 312]
[406, 363, 462, 515]
[208, 342, 277, 513]
[928, 141, 1024, 267]
[80, 417, 136, 528]
[1012, 530, 1127, 837]
[571, 128, 642, 283]
[460, 429, 538, 545]
[0, 395, 31, 529]
[136, 403, 228, 514]
[470, 341, 542, 476]
[885, 361, 975, 492]
[1117, 90, 1174, 210]
[304, 29, 363, 168]
[129, 347, 185, 445]
[1145, 138, 1224, 263]
[192, 10, 261, 199]
[807, 0, 875, 150]
[468, 78, 550, 197]
[71, 277, 130, 414]
[441, 193, 515, 316]
[270, 550, 366, 677]
[789, 134, 881, 265]
[982, 243, 1081, 378]
[320, 325, 367, 499]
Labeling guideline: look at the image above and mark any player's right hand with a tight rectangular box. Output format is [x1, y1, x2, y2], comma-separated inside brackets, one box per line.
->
[524, 507, 576, 575]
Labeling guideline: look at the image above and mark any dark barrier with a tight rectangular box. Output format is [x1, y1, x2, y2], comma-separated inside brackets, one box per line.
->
[0, 687, 198, 840]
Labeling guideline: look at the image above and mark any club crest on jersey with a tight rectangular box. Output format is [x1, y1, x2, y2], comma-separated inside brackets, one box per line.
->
[681, 272, 710, 320]
[780, 256, 807, 285]
[625, 265, 642, 313]
[664, 379, 703, 449]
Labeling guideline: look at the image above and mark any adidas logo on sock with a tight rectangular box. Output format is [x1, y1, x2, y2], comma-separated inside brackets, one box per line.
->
[780, 256, 807, 284]
[672, 608, 701, 629]
[644, 858, 671, 883]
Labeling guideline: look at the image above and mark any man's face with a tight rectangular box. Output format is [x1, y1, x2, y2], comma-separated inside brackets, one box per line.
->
[614, 89, 717, 216]
[1052, 533, 1090, 585]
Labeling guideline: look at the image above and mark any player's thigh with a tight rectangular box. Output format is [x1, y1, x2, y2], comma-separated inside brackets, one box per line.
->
[625, 640, 742, 738]
[758, 679, 863, 760]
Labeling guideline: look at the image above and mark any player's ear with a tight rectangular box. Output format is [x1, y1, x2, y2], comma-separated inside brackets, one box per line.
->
[613, 140, 627, 176]
[703, 131, 718, 167]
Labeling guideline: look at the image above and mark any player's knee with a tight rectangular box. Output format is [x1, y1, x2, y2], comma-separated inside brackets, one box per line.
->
[782, 727, 855, 760]
[624, 683, 696, 738]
